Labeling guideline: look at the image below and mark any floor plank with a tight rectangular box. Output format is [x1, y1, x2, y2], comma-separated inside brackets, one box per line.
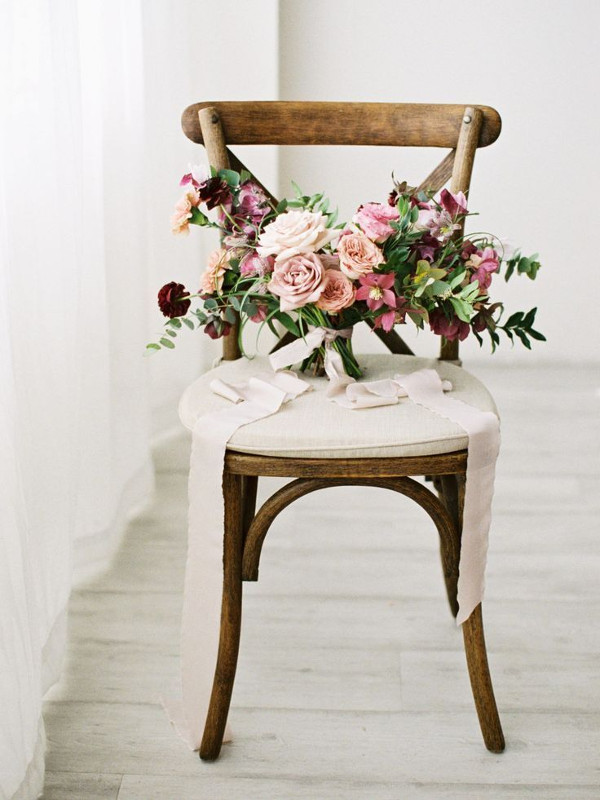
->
[42, 364, 600, 798]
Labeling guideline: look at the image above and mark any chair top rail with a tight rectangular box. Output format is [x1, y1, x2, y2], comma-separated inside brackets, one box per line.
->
[182, 101, 501, 149]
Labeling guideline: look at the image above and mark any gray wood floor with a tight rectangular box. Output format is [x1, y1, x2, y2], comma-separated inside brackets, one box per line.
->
[42, 363, 600, 799]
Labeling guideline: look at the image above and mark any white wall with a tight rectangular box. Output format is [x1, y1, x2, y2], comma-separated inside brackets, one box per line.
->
[278, 0, 600, 363]
[143, 0, 279, 433]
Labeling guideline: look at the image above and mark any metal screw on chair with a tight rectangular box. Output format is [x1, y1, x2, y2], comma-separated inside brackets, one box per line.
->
[463, 114, 472, 123]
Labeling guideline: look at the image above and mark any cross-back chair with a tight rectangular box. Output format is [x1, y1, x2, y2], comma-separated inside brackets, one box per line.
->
[181, 101, 505, 761]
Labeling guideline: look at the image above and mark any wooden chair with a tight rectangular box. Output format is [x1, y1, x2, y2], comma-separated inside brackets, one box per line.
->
[181, 101, 505, 760]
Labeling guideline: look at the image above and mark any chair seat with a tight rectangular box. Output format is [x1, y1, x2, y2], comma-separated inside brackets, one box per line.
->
[179, 354, 498, 459]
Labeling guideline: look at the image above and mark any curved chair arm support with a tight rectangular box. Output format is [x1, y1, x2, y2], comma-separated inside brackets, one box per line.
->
[242, 476, 460, 585]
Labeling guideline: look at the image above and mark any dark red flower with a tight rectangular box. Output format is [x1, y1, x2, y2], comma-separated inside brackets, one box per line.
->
[429, 308, 470, 341]
[157, 282, 191, 318]
[204, 318, 232, 339]
[198, 177, 231, 210]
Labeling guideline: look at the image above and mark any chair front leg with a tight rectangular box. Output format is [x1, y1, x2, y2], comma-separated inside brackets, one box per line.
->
[200, 470, 244, 761]
[462, 603, 505, 753]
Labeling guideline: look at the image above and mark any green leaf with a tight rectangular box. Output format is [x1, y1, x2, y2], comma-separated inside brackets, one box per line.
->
[189, 206, 209, 226]
[146, 343, 161, 351]
[204, 298, 219, 312]
[159, 337, 175, 349]
[291, 180, 303, 198]
[182, 317, 195, 330]
[528, 328, 546, 341]
[223, 305, 237, 324]
[165, 328, 177, 337]
[276, 198, 288, 213]
[218, 168, 240, 187]
[239, 169, 251, 184]
[167, 317, 182, 328]
[504, 260, 516, 282]
[275, 312, 301, 337]
[505, 311, 524, 328]
[449, 297, 472, 323]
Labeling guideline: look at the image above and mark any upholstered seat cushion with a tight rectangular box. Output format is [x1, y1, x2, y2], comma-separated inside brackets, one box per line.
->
[179, 354, 498, 459]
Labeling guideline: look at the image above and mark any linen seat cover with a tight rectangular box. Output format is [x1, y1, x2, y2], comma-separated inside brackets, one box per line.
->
[179, 353, 498, 459]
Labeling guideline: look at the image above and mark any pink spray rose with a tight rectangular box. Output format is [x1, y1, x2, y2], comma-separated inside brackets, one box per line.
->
[316, 269, 356, 313]
[267, 252, 325, 312]
[352, 202, 399, 243]
[257, 209, 336, 261]
[336, 230, 385, 280]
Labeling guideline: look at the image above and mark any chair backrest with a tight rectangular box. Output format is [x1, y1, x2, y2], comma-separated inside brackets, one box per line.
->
[181, 101, 502, 363]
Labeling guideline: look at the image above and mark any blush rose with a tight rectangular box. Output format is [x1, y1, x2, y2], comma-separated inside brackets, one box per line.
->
[267, 252, 325, 312]
[316, 269, 356, 313]
[336, 230, 385, 279]
[257, 209, 336, 262]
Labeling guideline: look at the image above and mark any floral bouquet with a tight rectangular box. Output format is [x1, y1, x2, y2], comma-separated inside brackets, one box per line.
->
[149, 164, 544, 379]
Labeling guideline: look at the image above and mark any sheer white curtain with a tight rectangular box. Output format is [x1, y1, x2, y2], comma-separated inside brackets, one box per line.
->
[0, 2, 155, 798]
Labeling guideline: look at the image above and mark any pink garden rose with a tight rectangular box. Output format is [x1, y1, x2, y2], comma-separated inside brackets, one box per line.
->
[267, 252, 325, 312]
[257, 210, 336, 262]
[200, 249, 229, 295]
[336, 230, 385, 280]
[353, 202, 399, 243]
[316, 269, 356, 313]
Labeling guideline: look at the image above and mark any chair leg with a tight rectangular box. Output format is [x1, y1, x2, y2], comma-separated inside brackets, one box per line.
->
[438, 474, 463, 618]
[241, 475, 258, 540]
[199, 470, 244, 761]
[462, 603, 505, 753]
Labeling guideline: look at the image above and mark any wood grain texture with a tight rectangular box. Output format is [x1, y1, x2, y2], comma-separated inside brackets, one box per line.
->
[182, 102, 501, 148]
[198, 107, 241, 360]
[225, 450, 468, 477]
[200, 471, 244, 760]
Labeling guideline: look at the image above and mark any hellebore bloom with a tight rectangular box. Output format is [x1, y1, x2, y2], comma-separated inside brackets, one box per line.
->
[429, 308, 470, 341]
[466, 247, 499, 290]
[417, 189, 468, 241]
[355, 272, 397, 311]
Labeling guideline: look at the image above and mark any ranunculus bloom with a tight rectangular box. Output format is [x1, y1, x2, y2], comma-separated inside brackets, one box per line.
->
[316, 269, 356, 313]
[466, 247, 499, 290]
[429, 308, 470, 341]
[198, 177, 232, 210]
[200, 249, 230, 295]
[170, 189, 200, 236]
[352, 202, 399, 243]
[267, 252, 325, 312]
[157, 282, 191, 318]
[257, 210, 336, 262]
[239, 251, 274, 277]
[355, 272, 396, 311]
[336, 230, 384, 280]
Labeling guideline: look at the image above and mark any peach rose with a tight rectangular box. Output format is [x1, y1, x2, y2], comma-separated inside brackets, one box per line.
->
[200, 249, 229, 295]
[336, 230, 385, 279]
[267, 252, 325, 312]
[316, 269, 356, 314]
[257, 209, 336, 262]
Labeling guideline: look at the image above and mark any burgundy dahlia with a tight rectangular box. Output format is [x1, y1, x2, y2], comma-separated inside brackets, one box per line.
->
[157, 282, 191, 318]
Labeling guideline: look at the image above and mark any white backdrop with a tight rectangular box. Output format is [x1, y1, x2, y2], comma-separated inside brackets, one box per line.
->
[278, 0, 600, 363]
